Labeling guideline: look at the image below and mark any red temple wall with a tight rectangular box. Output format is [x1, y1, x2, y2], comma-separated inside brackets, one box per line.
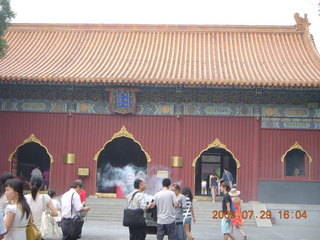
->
[1, 111, 319, 201]
[259, 128, 320, 181]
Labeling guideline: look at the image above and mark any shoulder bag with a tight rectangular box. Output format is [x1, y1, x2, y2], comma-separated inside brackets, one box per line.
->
[67, 192, 84, 238]
[40, 194, 62, 239]
[26, 213, 42, 240]
[123, 191, 146, 228]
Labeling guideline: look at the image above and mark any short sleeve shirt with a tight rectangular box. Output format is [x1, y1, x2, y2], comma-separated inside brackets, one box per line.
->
[25, 193, 51, 228]
[127, 191, 147, 210]
[222, 193, 232, 213]
[154, 190, 177, 224]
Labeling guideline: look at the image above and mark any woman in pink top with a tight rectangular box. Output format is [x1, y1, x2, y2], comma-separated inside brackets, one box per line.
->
[42, 169, 50, 191]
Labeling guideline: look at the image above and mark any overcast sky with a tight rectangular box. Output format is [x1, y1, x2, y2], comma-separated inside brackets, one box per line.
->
[10, 0, 320, 50]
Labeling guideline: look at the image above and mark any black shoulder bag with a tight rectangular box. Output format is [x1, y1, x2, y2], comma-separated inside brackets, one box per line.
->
[123, 191, 146, 228]
[67, 192, 85, 238]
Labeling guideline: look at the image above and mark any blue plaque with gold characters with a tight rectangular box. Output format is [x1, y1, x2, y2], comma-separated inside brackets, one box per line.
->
[109, 89, 136, 114]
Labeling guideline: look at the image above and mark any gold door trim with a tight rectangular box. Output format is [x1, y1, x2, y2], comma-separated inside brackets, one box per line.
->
[8, 134, 54, 163]
[93, 126, 151, 162]
[281, 141, 311, 180]
[192, 138, 240, 168]
[281, 141, 312, 163]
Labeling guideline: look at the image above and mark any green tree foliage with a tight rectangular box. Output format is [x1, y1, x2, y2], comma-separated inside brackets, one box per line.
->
[0, 0, 15, 58]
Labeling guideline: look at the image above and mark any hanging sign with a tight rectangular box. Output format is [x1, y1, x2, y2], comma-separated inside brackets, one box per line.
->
[109, 89, 137, 114]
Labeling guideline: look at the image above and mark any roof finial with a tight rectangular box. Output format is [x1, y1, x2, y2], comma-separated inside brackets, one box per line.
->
[294, 13, 310, 31]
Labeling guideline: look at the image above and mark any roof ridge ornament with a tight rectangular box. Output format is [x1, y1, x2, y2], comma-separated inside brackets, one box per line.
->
[294, 13, 310, 32]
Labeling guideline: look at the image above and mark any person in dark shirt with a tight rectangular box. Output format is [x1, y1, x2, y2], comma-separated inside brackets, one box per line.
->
[220, 182, 236, 240]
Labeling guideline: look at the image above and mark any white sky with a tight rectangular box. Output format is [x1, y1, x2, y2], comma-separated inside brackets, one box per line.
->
[10, 0, 320, 50]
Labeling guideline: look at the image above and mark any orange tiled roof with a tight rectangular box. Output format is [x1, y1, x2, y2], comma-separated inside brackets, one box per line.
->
[0, 14, 320, 87]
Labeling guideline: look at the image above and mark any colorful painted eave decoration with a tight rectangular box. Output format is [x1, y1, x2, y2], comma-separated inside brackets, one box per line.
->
[109, 89, 136, 114]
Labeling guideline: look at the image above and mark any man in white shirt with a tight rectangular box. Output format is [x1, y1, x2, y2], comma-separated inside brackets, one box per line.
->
[61, 180, 91, 240]
[153, 178, 178, 240]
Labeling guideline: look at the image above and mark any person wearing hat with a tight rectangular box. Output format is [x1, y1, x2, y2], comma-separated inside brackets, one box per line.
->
[229, 188, 247, 240]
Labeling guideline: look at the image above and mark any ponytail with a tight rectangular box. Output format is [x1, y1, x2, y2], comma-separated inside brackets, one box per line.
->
[19, 194, 31, 220]
[29, 175, 43, 200]
[31, 184, 38, 200]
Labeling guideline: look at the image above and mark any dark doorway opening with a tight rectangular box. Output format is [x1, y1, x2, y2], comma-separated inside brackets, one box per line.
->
[11, 142, 50, 189]
[195, 147, 237, 196]
[285, 149, 307, 177]
[96, 137, 147, 194]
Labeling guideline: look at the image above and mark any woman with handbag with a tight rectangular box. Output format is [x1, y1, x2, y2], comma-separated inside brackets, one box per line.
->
[25, 176, 58, 236]
[126, 178, 153, 240]
[3, 178, 31, 240]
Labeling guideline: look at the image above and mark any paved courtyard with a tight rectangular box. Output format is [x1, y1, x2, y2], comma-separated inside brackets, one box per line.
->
[80, 220, 320, 240]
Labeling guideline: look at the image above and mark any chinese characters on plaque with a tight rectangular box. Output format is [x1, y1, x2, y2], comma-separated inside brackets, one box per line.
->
[109, 89, 136, 114]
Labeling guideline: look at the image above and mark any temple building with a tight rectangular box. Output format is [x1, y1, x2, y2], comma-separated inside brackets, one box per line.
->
[0, 13, 319, 204]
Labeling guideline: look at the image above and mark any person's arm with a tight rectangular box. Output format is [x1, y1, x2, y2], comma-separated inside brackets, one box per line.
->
[226, 199, 232, 222]
[4, 211, 15, 235]
[72, 194, 89, 213]
[47, 199, 58, 217]
[218, 174, 224, 182]
[192, 204, 196, 223]
[209, 175, 213, 187]
[172, 193, 179, 208]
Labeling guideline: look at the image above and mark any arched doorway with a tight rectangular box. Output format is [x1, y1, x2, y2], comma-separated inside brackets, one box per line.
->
[281, 141, 312, 179]
[94, 126, 151, 196]
[9, 134, 53, 190]
[193, 138, 240, 196]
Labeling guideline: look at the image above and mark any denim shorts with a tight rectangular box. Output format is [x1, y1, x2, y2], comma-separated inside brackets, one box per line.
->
[183, 217, 191, 224]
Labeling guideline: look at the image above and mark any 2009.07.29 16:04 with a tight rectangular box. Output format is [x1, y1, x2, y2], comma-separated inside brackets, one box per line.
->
[212, 210, 308, 220]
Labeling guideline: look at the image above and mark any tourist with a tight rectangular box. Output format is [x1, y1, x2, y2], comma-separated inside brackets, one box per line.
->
[127, 178, 153, 240]
[42, 169, 50, 191]
[209, 170, 219, 202]
[153, 178, 178, 240]
[230, 188, 247, 240]
[3, 178, 31, 240]
[171, 183, 187, 240]
[25, 175, 58, 228]
[0, 173, 14, 209]
[31, 166, 42, 178]
[219, 169, 234, 188]
[181, 186, 196, 240]
[48, 189, 62, 226]
[220, 182, 236, 240]
[61, 180, 91, 240]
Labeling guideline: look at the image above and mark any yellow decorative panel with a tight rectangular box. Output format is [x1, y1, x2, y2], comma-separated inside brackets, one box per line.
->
[171, 156, 184, 167]
[63, 153, 75, 164]
[78, 168, 89, 176]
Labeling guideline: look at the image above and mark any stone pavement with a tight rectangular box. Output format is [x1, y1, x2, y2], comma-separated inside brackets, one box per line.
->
[80, 220, 320, 240]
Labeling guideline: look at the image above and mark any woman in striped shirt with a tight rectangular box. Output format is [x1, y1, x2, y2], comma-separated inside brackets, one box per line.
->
[181, 186, 196, 240]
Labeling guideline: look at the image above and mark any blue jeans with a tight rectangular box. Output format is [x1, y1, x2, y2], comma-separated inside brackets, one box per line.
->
[157, 221, 176, 240]
[175, 222, 186, 240]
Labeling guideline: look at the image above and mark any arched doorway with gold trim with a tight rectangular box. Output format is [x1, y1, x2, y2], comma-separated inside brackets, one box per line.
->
[281, 141, 312, 180]
[192, 138, 240, 196]
[94, 126, 151, 197]
[8, 134, 53, 190]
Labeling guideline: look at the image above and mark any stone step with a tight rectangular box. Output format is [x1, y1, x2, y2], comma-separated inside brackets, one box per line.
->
[84, 197, 256, 225]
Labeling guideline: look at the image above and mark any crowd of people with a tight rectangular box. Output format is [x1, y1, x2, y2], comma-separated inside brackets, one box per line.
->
[126, 174, 246, 240]
[0, 167, 246, 240]
[0, 171, 91, 240]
